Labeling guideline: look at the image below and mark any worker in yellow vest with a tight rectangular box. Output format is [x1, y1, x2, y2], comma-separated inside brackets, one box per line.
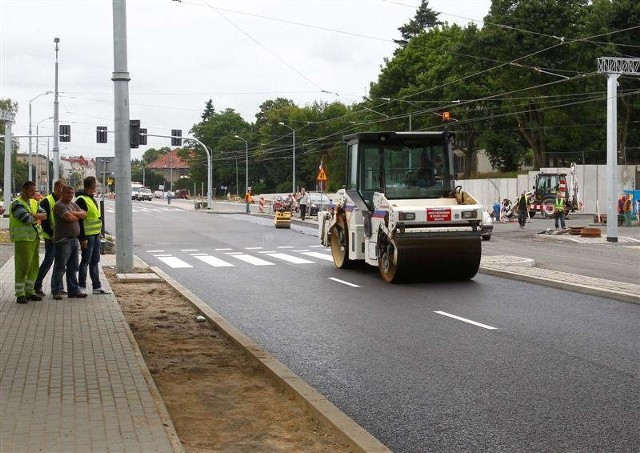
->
[9, 181, 47, 304]
[554, 192, 566, 229]
[76, 176, 111, 295]
[34, 179, 66, 296]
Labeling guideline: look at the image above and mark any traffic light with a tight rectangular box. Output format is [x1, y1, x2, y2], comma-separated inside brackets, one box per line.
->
[171, 129, 182, 146]
[59, 124, 71, 142]
[97, 126, 108, 143]
[139, 128, 147, 146]
[129, 119, 140, 148]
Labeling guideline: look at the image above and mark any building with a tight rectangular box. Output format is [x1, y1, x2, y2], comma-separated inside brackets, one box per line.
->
[60, 155, 96, 189]
[146, 148, 190, 188]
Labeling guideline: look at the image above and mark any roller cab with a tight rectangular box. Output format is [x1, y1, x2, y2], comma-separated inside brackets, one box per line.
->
[319, 131, 482, 282]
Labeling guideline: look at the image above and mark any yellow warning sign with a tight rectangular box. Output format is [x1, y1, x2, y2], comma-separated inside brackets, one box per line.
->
[316, 168, 327, 182]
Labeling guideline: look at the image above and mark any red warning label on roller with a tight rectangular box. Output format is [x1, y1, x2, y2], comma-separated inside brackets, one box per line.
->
[426, 208, 451, 222]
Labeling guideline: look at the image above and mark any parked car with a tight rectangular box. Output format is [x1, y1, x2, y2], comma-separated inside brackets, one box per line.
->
[131, 186, 141, 200]
[137, 188, 153, 201]
[153, 190, 164, 199]
[481, 208, 493, 241]
[308, 192, 332, 216]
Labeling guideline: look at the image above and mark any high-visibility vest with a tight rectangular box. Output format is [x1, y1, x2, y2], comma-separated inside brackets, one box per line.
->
[9, 198, 41, 242]
[41, 194, 57, 240]
[76, 194, 102, 236]
[554, 197, 565, 212]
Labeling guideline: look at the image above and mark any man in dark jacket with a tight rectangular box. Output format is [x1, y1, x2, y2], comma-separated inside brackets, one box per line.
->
[34, 179, 65, 296]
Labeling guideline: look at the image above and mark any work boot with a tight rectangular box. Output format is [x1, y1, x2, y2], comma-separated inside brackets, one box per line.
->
[35, 290, 46, 297]
[27, 293, 43, 302]
[16, 296, 28, 304]
[52, 293, 64, 300]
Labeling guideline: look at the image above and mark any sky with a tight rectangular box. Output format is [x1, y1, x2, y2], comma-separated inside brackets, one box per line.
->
[1, 0, 491, 160]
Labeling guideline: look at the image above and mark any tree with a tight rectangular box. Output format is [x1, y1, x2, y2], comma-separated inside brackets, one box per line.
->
[394, 0, 442, 49]
[201, 99, 215, 121]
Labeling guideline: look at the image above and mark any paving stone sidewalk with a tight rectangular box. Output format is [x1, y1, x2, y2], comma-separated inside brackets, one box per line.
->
[0, 257, 180, 453]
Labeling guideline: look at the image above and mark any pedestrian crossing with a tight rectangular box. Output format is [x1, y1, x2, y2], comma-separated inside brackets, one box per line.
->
[104, 205, 181, 214]
[147, 245, 333, 270]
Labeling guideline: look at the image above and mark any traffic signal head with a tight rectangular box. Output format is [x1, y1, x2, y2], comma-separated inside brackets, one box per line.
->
[130, 120, 140, 148]
[171, 129, 182, 146]
[97, 126, 108, 143]
[139, 128, 147, 146]
[59, 124, 71, 142]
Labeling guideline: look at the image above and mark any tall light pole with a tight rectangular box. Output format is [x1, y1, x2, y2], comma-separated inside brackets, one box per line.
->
[28, 91, 52, 181]
[52, 38, 61, 183]
[36, 116, 53, 192]
[279, 122, 296, 193]
[234, 135, 248, 194]
[234, 135, 249, 213]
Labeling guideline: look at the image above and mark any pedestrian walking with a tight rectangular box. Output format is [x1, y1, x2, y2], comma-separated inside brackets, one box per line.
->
[9, 181, 47, 304]
[554, 192, 566, 229]
[34, 179, 65, 296]
[51, 185, 88, 300]
[623, 194, 633, 227]
[617, 193, 627, 226]
[76, 176, 111, 295]
[516, 192, 528, 228]
[299, 187, 310, 221]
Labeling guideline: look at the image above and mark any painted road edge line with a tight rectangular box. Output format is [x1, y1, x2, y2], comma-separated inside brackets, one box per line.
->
[149, 264, 389, 453]
[329, 277, 361, 288]
[434, 311, 498, 330]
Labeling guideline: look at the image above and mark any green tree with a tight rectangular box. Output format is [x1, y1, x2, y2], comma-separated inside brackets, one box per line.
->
[394, 0, 442, 48]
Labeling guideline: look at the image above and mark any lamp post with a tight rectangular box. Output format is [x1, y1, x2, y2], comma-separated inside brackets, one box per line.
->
[234, 135, 249, 212]
[28, 91, 53, 181]
[36, 116, 53, 192]
[278, 122, 296, 193]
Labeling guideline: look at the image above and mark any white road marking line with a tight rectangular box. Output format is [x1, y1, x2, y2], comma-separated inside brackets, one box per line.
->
[245, 246, 263, 250]
[294, 249, 310, 252]
[152, 254, 173, 257]
[189, 253, 207, 256]
[228, 254, 275, 266]
[329, 277, 360, 288]
[309, 245, 325, 248]
[181, 249, 199, 252]
[215, 248, 233, 251]
[156, 256, 193, 268]
[195, 255, 235, 267]
[263, 253, 314, 264]
[147, 250, 165, 253]
[301, 251, 333, 261]
[258, 251, 278, 254]
[434, 311, 498, 330]
[278, 246, 294, 249]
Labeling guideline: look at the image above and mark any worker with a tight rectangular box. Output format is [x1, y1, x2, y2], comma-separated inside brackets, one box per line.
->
[618, 194, 627, 226]
[516, 192, 528, 229]
[554, 192, 566, 229]
[623, 194, 633, 227]
[34, 179, 65, 297]
[245, 187, 253, 213]
[9, 181, 47, 304]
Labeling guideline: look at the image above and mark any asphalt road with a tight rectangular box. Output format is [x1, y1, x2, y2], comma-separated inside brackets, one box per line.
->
[104, 201, 640, 452]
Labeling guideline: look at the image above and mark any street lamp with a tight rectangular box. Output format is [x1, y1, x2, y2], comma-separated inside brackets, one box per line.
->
[29, 91, 53, 181]
[234, 135, 248, 195]
[278, 122, 296, 193]
[36, 116, 53, 192]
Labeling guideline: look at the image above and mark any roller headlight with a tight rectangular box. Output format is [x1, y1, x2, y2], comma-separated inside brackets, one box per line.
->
[461, 210, 478, 219]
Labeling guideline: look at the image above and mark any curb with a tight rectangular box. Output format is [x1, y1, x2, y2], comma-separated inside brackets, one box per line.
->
[478, 266, 640, 305]
[150, 264, 390, 453]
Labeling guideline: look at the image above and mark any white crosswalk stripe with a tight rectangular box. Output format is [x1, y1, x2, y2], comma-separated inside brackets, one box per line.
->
[156, 256, 193, 268]
[194, 255, 235, 267]
[147, 246, 332, 270]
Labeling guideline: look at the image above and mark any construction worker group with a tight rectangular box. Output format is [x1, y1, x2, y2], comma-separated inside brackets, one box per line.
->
[9, 176, 111, 305]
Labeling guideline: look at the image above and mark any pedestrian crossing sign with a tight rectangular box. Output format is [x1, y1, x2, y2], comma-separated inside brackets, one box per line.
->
[316, 168, 327, 182]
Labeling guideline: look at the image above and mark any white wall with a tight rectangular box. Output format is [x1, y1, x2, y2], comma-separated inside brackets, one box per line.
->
[456, 164, 638, 213]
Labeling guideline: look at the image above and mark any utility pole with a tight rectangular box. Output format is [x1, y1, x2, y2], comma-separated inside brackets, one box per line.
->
[52, 38, 61, 182]
[112, 0, 133, 272]
[597, 56, 640, 243]
[2, 109, 15, 214]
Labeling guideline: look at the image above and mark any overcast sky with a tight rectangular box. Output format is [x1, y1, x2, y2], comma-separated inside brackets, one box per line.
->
[1, 0, 491, 159]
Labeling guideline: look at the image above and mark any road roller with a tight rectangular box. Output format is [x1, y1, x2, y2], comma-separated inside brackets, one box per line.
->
[318, 131, 483, 283]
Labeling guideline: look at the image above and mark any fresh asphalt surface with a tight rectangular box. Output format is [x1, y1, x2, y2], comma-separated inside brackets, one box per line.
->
[105, 200, 640, 452]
